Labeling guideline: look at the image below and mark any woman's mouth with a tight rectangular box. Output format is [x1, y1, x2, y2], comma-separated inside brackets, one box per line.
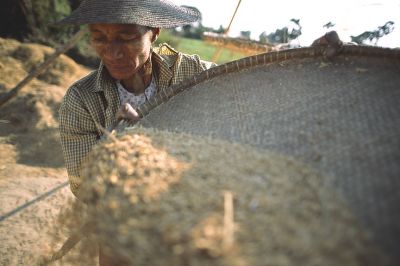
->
[105, 63, 130, 71]
[104, 62, 136, 80]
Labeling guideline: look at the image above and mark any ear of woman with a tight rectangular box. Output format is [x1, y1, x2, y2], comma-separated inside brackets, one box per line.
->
[151, 28, 160, 43]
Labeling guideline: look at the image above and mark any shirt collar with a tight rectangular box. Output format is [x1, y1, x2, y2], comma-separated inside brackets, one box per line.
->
[115, 75, 156, 97]
[93, 61, 114, 93]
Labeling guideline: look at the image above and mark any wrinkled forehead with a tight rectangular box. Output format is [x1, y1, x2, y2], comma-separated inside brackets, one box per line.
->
[89, 23, 150, 35]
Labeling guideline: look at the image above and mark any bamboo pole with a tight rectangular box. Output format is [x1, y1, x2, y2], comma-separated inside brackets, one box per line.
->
[211, 0, 243, 62]
[0, 28, 88, 108]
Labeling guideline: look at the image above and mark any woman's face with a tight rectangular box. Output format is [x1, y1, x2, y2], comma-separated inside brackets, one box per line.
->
[89, 24, 159, 80]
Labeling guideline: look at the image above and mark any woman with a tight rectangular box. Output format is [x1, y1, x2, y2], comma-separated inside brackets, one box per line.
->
[58, 0, 216, 199]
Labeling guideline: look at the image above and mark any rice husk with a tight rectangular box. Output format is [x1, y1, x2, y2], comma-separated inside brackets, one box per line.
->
[51, 127, 388, 266]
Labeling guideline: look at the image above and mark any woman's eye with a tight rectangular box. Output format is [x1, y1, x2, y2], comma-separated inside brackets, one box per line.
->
[120, 35, 139, 42]
[91, 37, 107, 44]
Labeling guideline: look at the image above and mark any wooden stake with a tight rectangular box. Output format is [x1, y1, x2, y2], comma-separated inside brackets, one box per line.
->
[223, 190, 234, 250]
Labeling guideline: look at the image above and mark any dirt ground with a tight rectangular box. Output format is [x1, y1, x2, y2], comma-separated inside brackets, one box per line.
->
[0, 37, 90, 265]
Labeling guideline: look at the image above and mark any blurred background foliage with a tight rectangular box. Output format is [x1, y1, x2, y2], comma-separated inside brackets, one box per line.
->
[0, 0, 100, 67]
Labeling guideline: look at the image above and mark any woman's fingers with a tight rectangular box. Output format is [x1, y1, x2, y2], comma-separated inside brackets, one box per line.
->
[116, 103, 139, 122]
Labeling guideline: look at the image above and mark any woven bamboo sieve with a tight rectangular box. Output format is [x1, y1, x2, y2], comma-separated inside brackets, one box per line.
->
[121, 45, 400, 261]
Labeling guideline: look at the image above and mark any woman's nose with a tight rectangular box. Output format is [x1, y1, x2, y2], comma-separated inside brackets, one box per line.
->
[102, 42, 123, 60]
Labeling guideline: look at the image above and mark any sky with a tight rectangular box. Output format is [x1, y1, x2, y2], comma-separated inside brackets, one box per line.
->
[174, 0, 400, 48]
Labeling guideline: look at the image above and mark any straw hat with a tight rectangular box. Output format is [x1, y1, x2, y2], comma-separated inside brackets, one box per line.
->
[56, 0, 201, 28]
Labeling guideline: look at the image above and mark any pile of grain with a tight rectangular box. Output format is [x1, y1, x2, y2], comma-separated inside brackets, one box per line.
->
[0, 37, 90, 170]
[0, 37, 89, 132]
[0, 37, 87, 89]
[52, 128, 387, 266]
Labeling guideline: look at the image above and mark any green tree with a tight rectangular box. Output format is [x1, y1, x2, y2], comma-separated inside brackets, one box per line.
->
[0, 0, 100, 67]
[263, 19, 302, 44]
[288, 18, 302, 40]
[259, 31, 268, 44]
[323, 22, 335, 29]
[351, 21, 394, 45]
[1, 0, 79, 44]
[240, 31, 251, 40]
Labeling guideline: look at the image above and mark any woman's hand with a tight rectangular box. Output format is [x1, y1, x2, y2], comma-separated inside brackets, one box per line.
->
[116, 103, 139, 123]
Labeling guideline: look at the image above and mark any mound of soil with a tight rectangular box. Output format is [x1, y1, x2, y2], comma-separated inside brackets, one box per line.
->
[51, 128, 388, 266]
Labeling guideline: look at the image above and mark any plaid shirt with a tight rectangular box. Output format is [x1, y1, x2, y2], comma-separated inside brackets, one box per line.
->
[59, 44, 215, 197]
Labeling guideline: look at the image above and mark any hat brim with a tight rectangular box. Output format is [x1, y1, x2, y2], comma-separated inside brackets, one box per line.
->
[56, 0, 201, 28]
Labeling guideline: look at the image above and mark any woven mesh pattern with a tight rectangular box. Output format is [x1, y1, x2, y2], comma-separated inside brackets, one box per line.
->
[133, 49, 400, 261]
[57, 0, 200, 27]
